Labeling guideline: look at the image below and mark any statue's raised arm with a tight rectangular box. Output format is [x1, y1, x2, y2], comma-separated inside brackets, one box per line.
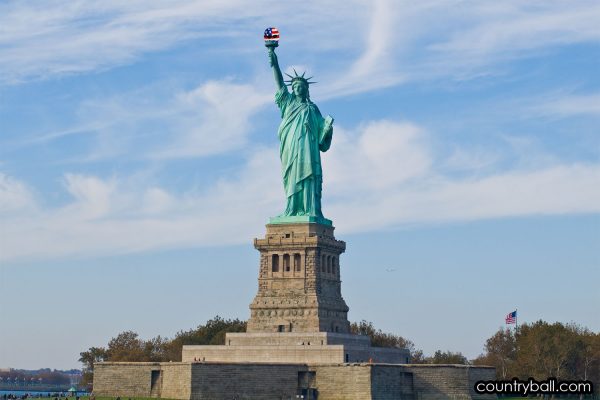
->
[264, 27, 284, 90]
[268, 47, 284, 91]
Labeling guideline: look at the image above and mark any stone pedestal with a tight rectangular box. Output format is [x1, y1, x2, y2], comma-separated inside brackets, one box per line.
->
[182, 222, 410, 365]
[247, 223, 350, 334]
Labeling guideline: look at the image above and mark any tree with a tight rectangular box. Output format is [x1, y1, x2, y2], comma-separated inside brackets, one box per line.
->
[568, 327, 600, 396]
[410, 349, 426, 364]
[79, 346, 108, 388]
[476, 320, 599, 394]
[515, 321, 579, 380]
[428, 350, 469, 365]
[164, 316, 247, 361]
[79, 316, 248, 368]
[349, 320, 426, 363]
[144, 335, 169, 362]
[476, 328, 516, 378]
[79, 347, 108, 371]
[106, 331, 147, 361]
[350, 320, 416, 349]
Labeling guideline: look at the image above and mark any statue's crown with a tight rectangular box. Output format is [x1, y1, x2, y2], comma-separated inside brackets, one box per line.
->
[284, 69, 317, 86]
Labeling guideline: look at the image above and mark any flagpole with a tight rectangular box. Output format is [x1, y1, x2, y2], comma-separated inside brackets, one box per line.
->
[515, 308, 518, 334]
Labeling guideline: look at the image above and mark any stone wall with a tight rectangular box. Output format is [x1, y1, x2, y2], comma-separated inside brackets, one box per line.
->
[93, 362, 191, 399]
[183, 332, 408, 365]
[369, 347, 411, 364]
[322, 332, 370, 347]
[401, 364, 496, 400]
[467, 366, 498, 400]
[182, 344, 408, 365]
[182, 344, 345, 363]
[190, 363, 305, 400]
[340, 346, 410, 364]
[371, 365, 414, 399]
[225, 331, 370, 347]
[161, 363, 192, 399]
[94, 363, 153, 397]
[311, 364, 372, 400]
[225, 331, 339, 346]
[94, 361, 496, 399]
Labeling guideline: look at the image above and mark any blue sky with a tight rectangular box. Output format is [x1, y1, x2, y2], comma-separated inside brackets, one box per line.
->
[0, 0, 599, 369]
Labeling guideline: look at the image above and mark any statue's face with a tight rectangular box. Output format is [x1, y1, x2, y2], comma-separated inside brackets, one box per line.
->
[293, 81, 308, 99]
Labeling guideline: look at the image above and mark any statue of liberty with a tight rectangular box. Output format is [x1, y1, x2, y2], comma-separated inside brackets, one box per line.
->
[265, 29, 334, 225]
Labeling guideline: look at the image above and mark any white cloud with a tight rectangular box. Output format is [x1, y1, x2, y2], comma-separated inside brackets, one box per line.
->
[0, 173, 36, 214]
[324, 121, 431, 194]
[3, 0, 598, 94]
[150, 81, 271, 159]
[0, 1, 251, 83]
[443, 147, 501, 172]
[320, 0, 407, 98]
[141, 188, 174, 215]
[12, 80, 272, 161]
[0, 0, 364, 84]
[531, 93, 600, 117]
[329, 163, 600, 233]
[430, 2, 600, 57]
[62, 173, 117, 219]
[322, 120, 600, 232]
[0, 147, 282, 262]
[2, 120, 599, 263]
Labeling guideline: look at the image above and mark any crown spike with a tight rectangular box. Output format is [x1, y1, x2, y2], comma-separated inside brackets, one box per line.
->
[301, 71, 306, 78]
[284, 72, 294, 79]
[293, 68, 298, 76]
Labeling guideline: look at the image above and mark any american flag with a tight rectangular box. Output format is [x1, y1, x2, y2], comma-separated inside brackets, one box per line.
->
[505, 310, 517, 324]
[264, 27, 280, 41]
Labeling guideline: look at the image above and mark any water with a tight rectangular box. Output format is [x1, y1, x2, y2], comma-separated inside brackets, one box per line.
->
[0, 391, 85, 397]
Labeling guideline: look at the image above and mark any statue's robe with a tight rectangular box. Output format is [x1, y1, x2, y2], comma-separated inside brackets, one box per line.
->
[275, 86, 332, 217]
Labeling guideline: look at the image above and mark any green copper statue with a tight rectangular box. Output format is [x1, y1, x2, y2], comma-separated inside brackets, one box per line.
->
[266, 41, 334, 226]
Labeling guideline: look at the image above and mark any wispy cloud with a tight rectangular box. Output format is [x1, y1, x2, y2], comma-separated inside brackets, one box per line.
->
[0, 1, 251, 83]
[0, 0, 363, 85]
[331, 162, 600, 233]
[6, 80, 272, 162]
[531, 92, 600, 117]
[0, 147, 282, 262]
[443, 147, 501, 172]
[320, 0, 407, 98]
[323, 120, 600, 232]
[324, 121, 431, 194]
[3, 1, 598, 95]
[0, 173, 36, 213]
[149, 81, 271, 159]
[3, 119, 599, 263]
[1, 1, 599, 264]
[430, 2, 600, 57]
[418, 2, 600, 79]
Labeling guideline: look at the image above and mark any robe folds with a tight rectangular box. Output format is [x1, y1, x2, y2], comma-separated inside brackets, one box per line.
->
[275, 86, 332, 217]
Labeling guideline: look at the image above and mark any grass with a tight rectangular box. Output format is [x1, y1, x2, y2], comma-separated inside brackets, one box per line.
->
[26, 397, 173, 400]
